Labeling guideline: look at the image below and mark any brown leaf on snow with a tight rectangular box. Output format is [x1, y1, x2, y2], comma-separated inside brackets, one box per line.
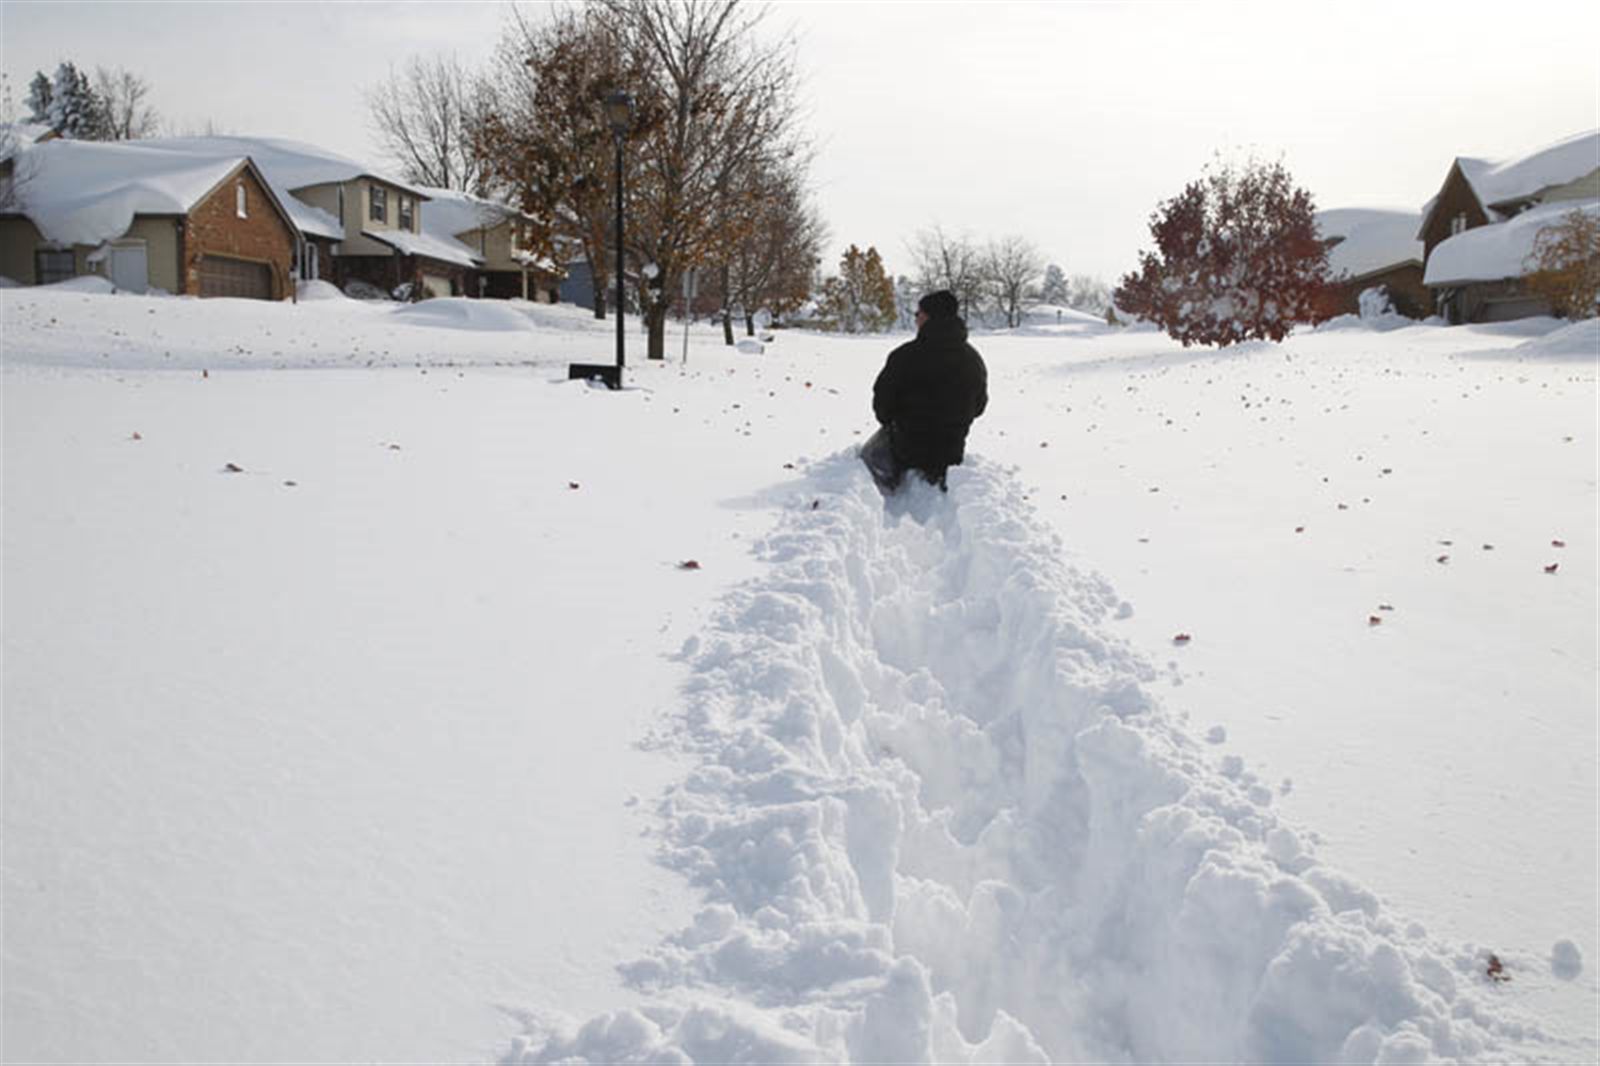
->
[1378, 604, 1396, 612]
[1486, 955, 1511, 983]
[223, 462, 244, 473]
[568, 482, 580, 490]
[1369, 616, 1383, 626]
[1437, 555, 1450, 564]
[1544, 563, 1559, 574]
[677, 560, 702, 571]
[130, 432, 142, 441]
[1552, 539, 1566, 548]
[1295, 526, 1305, 533]
[1172, 633, 1192, 645]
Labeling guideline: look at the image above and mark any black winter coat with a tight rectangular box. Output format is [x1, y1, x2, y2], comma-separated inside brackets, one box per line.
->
[872, 316, 988, 471]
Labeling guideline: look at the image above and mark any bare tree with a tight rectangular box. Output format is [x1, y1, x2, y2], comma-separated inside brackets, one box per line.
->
[907, 224, 984, 321]
[983, 234, 1044, 328]
[367, 54, 487, 192]
[93, 66, 159, 139]
[595, 0, 807, 360]
[717, 157, 825, 339]
[1067, 273, 1112, 314]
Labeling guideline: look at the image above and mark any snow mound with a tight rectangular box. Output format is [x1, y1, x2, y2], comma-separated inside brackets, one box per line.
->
[41, 275, 115, 294]
[0, 275, 22, 288]
[1511, 317, 1599, 359]
[295, 279, 347, 302]
[388, 298, 533, 332]
[508, 455, 1561, 1064]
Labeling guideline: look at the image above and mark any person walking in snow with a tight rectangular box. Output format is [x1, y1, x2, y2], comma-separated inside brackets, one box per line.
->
[861, 290, 988, 493]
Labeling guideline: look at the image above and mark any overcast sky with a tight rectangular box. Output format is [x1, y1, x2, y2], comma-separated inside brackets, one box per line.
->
[4, 1, 1598, 282]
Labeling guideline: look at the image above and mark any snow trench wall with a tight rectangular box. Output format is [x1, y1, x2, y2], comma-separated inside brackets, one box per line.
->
[508, 454, 1562, 1065]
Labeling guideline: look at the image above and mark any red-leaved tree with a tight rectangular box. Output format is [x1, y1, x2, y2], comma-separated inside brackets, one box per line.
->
[1115, 158, 1331, 346]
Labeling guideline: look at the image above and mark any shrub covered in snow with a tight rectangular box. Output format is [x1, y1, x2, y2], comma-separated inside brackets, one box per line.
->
[1115, 158, 1332, 347]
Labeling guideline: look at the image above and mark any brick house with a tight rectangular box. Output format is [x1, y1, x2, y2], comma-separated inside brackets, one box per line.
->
[0, 138, 297, 299]
[1418, 130, 1599, 322]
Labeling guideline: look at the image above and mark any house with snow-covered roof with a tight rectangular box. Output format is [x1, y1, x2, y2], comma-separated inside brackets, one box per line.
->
[415, 185, 563, 302]
[1315, 208, 1427, 318]
[1418, 129, 1599, 322]
[0, 138, 299, 298]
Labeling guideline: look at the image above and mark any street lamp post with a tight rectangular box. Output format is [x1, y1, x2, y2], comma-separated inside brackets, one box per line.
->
[569, 89, 633, 390]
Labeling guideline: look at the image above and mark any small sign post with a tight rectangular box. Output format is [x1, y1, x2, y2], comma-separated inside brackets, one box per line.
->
[681, 268, 698, 364]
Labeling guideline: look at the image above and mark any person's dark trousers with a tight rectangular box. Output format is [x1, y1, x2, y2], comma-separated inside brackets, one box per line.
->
[861, 426, 948, 494]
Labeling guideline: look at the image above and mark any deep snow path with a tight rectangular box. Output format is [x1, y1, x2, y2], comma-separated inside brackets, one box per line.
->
[510, 454, 1591, 1064]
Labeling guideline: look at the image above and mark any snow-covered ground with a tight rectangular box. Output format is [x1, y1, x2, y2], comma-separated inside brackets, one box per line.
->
[3, 287, 1595, 1063]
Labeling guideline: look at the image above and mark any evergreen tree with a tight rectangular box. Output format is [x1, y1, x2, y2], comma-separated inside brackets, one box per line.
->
[25, 71, 52, 125]
[1039, 263, 1068, 305]
[820, 244, 896, 333]
[47, 62, 109, 139]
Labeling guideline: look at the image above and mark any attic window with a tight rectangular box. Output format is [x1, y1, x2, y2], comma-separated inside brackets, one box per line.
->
[399, 195, 414, 232]
[370, 186, 388, 223]
[1450, 212, 1468, 236]
[236, 182, 247, 219]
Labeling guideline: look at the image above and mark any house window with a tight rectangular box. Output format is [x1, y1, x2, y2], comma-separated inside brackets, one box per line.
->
[370, 186, 387, 224]
[236, 182, 248, 218]
[399, 195, 413, 232]
[35, 248, 75, 285]
[1450, 212, 1468, 236]
[337, 186, 346, 227]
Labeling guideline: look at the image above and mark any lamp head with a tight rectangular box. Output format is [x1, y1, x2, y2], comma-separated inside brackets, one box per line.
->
[605, 90, 633, 135]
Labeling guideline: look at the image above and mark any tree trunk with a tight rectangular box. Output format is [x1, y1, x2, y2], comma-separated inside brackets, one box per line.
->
[722, 309, 734, 346]
[745, 313, 755, 336]
[592, 274, 606, 320]
[646, 303, 668, 360]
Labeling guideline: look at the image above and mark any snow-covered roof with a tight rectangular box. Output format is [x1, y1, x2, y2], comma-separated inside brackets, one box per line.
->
[410, 186, 561, 273]
[143, 135, 427, 199]
[132, 135, 428, 240]
[1422, 130, 1600, 229]
[361, 227, 481, 269]
[1460, 129, 1599, 211]
[1316, 208, 1424, 280]
[414, 185, 530, 239]
[1423, 199, 1600, 286]
[7, 138, 255, 247]
[0, 122, 56, 162]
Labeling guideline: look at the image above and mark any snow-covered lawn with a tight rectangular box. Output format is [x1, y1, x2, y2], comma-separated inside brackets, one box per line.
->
[3, 287, 1595, 1063]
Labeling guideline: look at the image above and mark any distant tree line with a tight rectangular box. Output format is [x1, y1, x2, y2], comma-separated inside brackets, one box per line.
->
[368, 0, 824, 357]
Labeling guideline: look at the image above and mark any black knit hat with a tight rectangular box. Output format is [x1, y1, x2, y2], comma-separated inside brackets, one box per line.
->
[917, 290, 959, 319]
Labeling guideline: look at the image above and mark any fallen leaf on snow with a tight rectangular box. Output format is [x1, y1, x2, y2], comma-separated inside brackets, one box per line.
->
[677, 560, 702, 571]
[1544, 563, 1559, 574]
[568, 482, 580, 490]
[1437, 555, 1450, 564]
[223, 462, 244, 473]
[1486, 955, 1512, 983]
[130, 432, 142, 441]
[1552, 539, 1566, 548]
[1172, 633, 1192, 645]
[1369, 616, 1383, 626]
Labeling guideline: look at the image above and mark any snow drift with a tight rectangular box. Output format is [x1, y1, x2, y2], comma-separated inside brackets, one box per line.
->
[508, 455, 1564, 1064]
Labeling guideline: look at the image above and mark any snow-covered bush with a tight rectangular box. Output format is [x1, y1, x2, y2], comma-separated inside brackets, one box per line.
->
[1114, 158, 1333, 347]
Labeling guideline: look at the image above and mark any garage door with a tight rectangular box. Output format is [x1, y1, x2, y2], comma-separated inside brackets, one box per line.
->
[199, 255, 273, 300]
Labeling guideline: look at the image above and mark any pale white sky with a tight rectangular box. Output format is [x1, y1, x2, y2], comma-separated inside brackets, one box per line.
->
[4, 0, 1598, 282]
